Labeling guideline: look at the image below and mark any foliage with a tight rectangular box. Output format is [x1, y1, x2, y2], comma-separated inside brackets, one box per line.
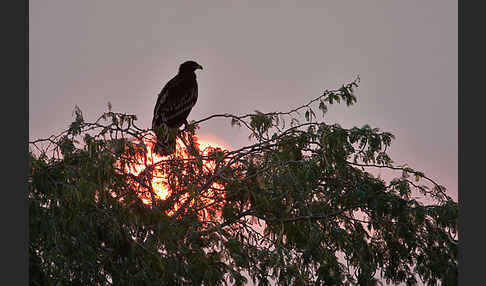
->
[29, 77, 458, 285]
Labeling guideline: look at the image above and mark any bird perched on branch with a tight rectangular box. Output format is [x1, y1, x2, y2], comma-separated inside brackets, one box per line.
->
[152, 60, 203, 155]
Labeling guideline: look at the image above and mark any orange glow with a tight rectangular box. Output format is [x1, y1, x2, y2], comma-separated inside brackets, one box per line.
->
[123, 133, 230, 218]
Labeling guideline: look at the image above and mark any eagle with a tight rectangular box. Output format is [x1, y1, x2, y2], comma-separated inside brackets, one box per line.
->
[152, 60, 203, 155]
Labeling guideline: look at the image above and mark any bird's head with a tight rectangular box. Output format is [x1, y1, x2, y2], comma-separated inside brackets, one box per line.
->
[179, 60, 203, 73]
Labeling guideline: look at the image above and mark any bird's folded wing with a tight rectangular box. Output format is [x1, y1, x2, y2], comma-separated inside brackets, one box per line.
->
[153, 76, 198, 126]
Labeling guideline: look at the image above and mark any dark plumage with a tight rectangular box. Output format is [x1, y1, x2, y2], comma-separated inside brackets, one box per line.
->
[152, 60, 203, 155]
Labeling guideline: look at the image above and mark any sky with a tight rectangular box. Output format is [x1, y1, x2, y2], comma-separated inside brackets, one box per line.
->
[29, 0, 457, 201]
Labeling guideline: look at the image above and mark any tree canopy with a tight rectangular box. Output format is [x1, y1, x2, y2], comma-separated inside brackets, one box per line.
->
[29, 78, 458, 285]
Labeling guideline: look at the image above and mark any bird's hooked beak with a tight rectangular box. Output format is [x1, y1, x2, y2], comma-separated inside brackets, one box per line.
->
[197, 64, 203, 70]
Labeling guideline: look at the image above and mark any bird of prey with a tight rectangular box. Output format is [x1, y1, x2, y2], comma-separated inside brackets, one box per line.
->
[152, 60, 203, 155]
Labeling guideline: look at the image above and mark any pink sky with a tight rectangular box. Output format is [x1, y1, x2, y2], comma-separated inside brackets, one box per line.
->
[29, 1, 457, 201]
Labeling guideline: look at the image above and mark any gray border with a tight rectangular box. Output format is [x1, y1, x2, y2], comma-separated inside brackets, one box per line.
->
[4, 0, 28, 284]
[459, 1, 481, 285]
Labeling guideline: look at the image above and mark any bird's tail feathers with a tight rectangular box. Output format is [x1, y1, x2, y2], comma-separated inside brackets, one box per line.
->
[154, 136, 176, 156]
[153, 127, 178, 156]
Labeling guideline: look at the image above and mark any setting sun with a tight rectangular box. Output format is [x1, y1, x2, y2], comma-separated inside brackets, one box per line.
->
[123, 133, 230, 217]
